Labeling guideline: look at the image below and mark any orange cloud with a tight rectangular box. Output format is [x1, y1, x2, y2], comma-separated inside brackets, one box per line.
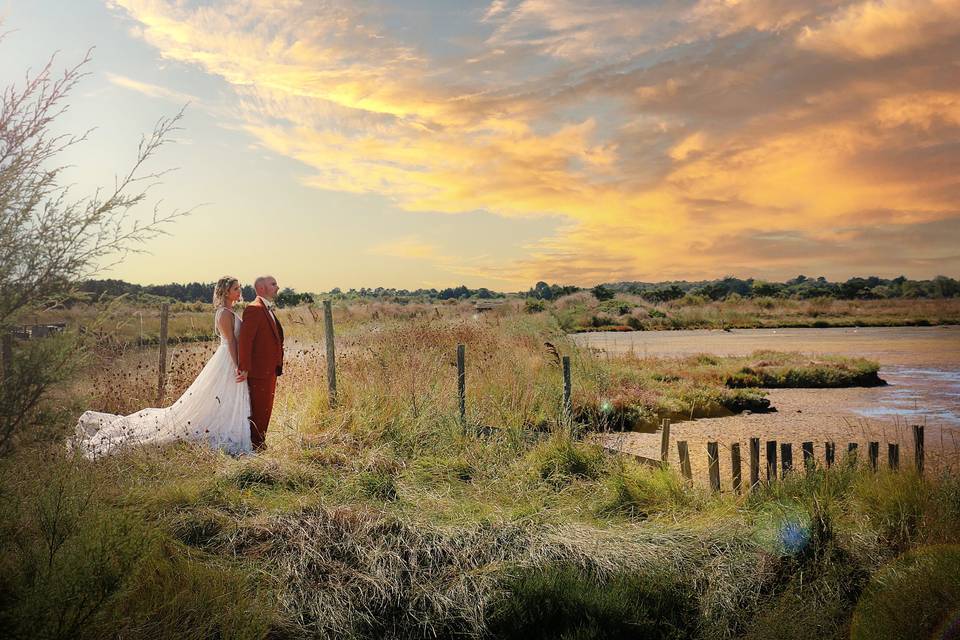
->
[797, 0, 960, 59]
[107, 0, 960, 286]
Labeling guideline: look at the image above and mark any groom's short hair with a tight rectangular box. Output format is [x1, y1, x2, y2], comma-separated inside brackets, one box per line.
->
[254, 276, 272, 293]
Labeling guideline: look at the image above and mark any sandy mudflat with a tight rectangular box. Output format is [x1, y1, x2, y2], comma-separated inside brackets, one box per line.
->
[582, 326, 960, 485]
[599, 388, 959, 486]
[573, 325, 960, 367]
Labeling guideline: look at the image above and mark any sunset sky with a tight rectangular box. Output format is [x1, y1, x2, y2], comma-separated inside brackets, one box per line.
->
[3, 0, 959, 292]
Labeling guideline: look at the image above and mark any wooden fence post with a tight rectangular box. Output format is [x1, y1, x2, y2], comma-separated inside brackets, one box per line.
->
[825, 442, 835, 468]
[888, 443, 900, 471]
[707, 441, 720, 493]
[660, 418, 671, 466]
[868, 441, 879, 472]
[0, 332, 12, 383]
[457, 343, 466, 429]
[781, 443, 793, 476]
[731, 443, 743, 494]
[562, 356, 572, 421]
[766, 440, 778, 483]
[802, 442, 814, 471]
[913, 425, 924, 474]
[749, 437, 760, 489]
[323, 300, 337, 408]
[156, 302, 169, 405]
[847, 442, 858, 466]
[677, 441, 692, 480]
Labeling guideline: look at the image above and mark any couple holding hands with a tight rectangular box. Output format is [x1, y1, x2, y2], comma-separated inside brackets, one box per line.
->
[74, 275, 285, 457]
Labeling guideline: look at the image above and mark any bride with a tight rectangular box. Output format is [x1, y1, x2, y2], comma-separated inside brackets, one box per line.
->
[72, 276, 253, 458]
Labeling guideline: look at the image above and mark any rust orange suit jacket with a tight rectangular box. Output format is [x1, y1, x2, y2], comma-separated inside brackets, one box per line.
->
[238, 298, 284, 378]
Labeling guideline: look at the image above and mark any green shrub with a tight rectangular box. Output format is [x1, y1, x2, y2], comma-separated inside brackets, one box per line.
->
[0, 455, 150, 640]
[1, 333, 83, 455]
[850, 544, 960, 640]
[525, 299, 546, 314]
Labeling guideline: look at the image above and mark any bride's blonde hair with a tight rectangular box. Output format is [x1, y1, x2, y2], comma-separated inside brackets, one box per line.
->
[213, 276, 239, 308]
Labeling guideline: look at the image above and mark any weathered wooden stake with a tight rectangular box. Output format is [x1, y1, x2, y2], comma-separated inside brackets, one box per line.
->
[457, 343, 466, 428]
[660, 417, 671, 465]
[766, 440, 778, 483]
[749, 437, 760, 489]
[913, 425, 924, 474]
[677, 440, 692, 480]
[847, 442, 858, 465]
[888, 443, 900, 471]
[868, 441, 879, 472]
[0, 332, 12, 382]
[781, 443, 793, 476]
[731, 443, 743, 494]
[825, 442, 836, 468]
[802, 442, 814, 471]
[707, 441, 721, 493]
[562, 356, 572, 420]
[156, 302, 169, 405]
[323, 300, 337, 408]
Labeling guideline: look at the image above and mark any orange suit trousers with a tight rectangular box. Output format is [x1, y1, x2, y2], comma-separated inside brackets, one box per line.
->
[248, 375, 277, 450]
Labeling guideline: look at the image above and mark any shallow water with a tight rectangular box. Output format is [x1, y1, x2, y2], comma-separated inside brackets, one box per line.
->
[574, 326, 960, 474]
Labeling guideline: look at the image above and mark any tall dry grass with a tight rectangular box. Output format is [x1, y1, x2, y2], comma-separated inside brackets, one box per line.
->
[4, 299, 959, 638]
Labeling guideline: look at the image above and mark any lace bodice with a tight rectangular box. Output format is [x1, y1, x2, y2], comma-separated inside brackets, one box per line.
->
[215, 307, 242, 344]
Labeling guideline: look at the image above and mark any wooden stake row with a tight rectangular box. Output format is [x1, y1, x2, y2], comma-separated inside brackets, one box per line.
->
[674, 429, 924, 493]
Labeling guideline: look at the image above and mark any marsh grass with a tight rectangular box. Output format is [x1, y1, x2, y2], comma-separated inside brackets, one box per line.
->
[5, 301, 959, 638]
[850, 544, 960, 640]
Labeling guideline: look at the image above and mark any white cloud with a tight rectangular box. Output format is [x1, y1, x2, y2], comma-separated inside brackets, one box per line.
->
[105, 71, 196, 104]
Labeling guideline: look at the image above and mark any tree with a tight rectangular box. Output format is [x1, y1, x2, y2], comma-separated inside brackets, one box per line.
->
[642, 284, 685, 303]
[532, 281, 553, 300]
[1, 41, 185, 453]
[591, 284, 614, 301]
[750, 280, 783, 298]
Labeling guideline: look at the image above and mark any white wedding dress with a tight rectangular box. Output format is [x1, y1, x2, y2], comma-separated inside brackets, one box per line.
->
[73, 308, 252, 458]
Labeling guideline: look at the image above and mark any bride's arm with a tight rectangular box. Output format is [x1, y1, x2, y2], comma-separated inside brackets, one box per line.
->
[217, 310, 240, 368]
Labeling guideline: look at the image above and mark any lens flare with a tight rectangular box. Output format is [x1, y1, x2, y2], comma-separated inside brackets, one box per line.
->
[779, 520, 810, 555]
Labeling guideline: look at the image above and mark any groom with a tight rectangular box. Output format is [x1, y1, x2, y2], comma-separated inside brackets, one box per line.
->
[238, 275, 284, 451]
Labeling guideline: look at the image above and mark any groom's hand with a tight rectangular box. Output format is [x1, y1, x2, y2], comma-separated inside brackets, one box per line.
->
[236, 369, 248, 383]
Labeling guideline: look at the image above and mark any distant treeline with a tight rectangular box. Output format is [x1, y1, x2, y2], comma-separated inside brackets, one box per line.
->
[586, 275, 960, 302]
[76, 279, 312, 307]
[76, 274, 959, 307]
[329, 285, 506, 301]
[76, 280, 507, 306]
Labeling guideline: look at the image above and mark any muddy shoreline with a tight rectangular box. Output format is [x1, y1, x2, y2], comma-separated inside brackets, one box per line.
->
[577, 326, 960, 477]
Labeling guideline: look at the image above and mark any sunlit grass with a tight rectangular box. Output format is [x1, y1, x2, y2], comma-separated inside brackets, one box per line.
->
[4, 300, 958, 638]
